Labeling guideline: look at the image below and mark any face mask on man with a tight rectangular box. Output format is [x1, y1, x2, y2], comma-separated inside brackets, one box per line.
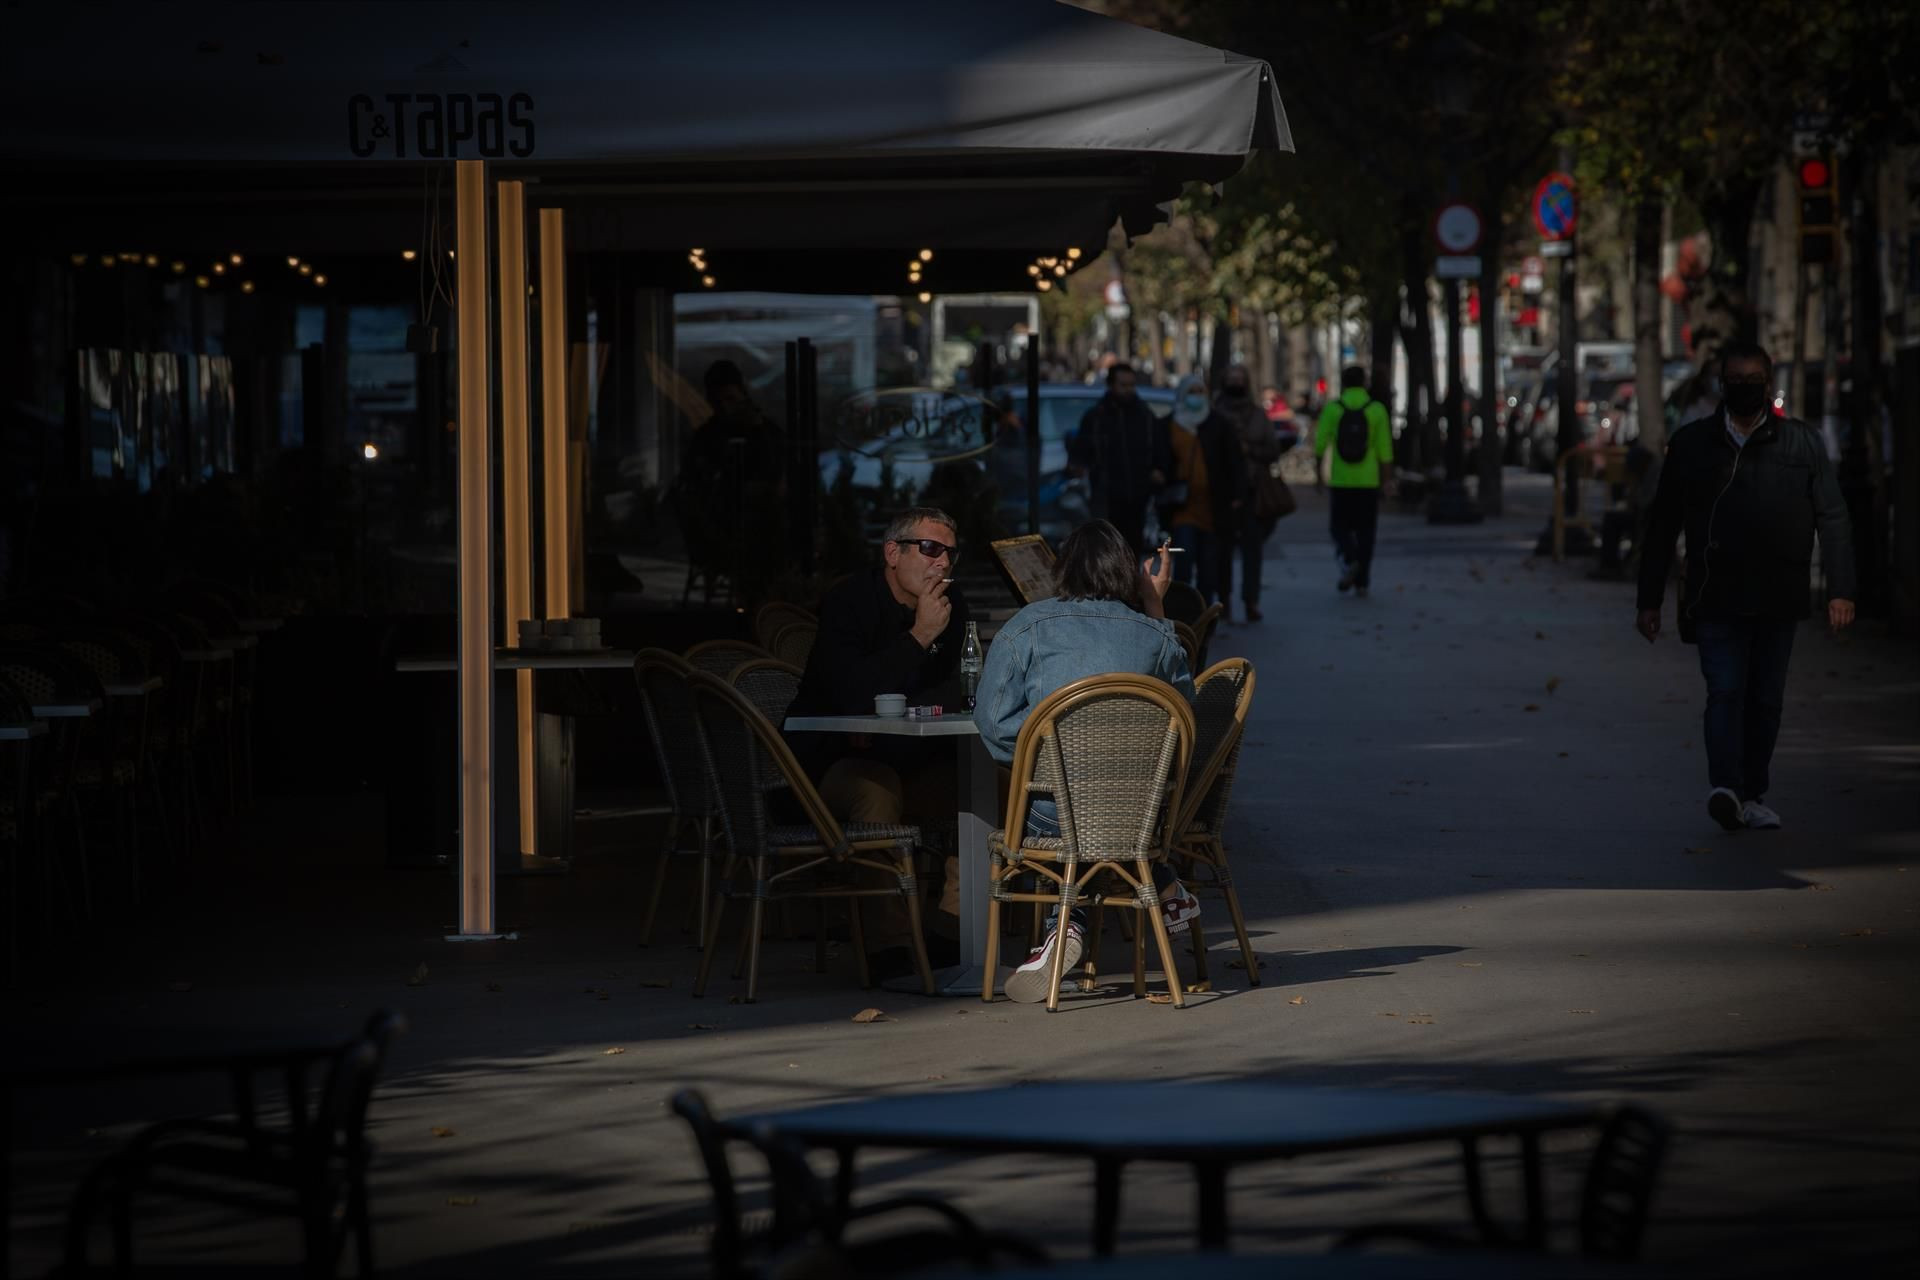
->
[1723, 381, 1769, 418]
[1181, 394, 1207, 413]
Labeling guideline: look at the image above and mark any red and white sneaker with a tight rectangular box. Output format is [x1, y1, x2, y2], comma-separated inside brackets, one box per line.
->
[1161, 880, 1202, 931]
[1005, 923, 1084, 1004]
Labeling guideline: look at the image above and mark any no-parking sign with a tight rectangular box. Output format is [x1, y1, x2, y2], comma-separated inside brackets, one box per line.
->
[1533, 172, 1578, 241]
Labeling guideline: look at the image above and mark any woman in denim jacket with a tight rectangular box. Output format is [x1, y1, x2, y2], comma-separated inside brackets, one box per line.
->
[975, 519, 1200, 1002]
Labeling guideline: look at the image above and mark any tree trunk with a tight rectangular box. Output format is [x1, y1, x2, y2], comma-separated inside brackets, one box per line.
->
[1368, 289, 1397, 409]
[1251, 311, 1276, 392]
[1398, 223, 1430, 472]
[1208, 308, 1234, 388]
[1632, 196, 1666, 454]
[1478, 202, 1505, 514]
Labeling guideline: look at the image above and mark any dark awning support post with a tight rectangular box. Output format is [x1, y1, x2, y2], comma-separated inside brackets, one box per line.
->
[1025, 334, 1042, 536]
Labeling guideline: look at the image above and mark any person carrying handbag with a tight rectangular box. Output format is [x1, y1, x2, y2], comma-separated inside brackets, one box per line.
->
[1154, 374, 1247, 609]
[1214, 366, 1293, 621]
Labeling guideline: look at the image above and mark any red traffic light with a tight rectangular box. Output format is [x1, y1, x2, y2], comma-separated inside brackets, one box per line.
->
[1798, 158, 1831, 190]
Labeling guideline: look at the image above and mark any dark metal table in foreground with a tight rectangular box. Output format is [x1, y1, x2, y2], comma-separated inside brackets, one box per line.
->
[923, 1252, 1665, 1279]
[731, 1082, 1606, 1255]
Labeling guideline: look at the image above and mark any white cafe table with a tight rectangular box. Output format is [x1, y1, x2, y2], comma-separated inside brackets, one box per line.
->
[783, 711, 1008, 997]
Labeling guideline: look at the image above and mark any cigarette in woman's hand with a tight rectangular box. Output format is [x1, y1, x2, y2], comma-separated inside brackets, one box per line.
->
[1160, 547, 1185, 553]
[940, 577, 955, 583]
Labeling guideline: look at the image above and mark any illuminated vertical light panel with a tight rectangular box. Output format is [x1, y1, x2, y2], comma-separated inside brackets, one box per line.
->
[455, 160, 495, 936]
[538, 208, 572, 618]
[496, 179, 538, 857]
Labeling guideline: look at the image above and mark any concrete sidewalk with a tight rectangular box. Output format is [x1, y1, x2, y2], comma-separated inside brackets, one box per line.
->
[10, 470, 1917, 1277]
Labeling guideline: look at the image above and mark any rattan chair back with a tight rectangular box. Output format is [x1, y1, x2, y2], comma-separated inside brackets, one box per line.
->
[752, 602, 818, 651]
[1004, 674, 1194, 866]
[767, 621, 817, 669]
[1177, 658, 1256, 833]
[1171, 621, 1201, 673]
[726, 659, 802, 729]
[633, 649, 716, 819]
[688, 671, 846, 864]
[1161, 581, 1205, 624]
[685, 638, 774, 679]
[1192, 602, 1224, 668]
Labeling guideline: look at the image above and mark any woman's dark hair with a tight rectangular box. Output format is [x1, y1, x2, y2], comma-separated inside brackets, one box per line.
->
[1053, 520, 1140, 607]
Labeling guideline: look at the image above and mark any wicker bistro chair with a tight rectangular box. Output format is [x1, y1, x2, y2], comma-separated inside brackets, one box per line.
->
[1161, 581, 1205, 625]
[685, 638, 775, 679]
[688, 671, 936, 1001]
[753, 602, 818, 651]
[1191, 601, 1225, 668]
[1171, 659, 1259, 986]
[1171, 621, 1202, 673]
[633, 649, 730, 948]
[767, 620, 818, 670]
[983, 674, 1196, 1012]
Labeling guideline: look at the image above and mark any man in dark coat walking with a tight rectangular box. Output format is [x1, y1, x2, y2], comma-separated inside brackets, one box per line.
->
[1069, 363, 1158, 553]
[1636, 341, 1856, 832]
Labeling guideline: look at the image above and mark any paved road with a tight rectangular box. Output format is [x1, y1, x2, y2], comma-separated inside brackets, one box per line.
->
[10, 472, 1916, 1277]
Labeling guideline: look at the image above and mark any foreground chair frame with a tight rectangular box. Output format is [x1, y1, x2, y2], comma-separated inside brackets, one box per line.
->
[1172, 658, 1260, 986]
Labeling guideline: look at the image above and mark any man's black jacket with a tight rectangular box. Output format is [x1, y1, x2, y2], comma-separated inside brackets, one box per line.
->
[1636, 410, 1855, 625]
[1070, 394, 1166, 517]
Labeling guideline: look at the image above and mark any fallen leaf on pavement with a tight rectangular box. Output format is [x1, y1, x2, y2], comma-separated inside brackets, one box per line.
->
[1228, 956, 1266, 969]
[640, 978, 671, 988]
[1524, 704, 1541, 712]
[1535, 631, 1547, 639]
[1407, 1016, 1435, 1025]
[1288, 995, 1306, 1005]
[925, 1074, 945, 1080]
[1186, 981, 1213, 994]
[687, 1024, 716, 1031]
[1557, 751, 1570, 758]
[1378, 1011, 1399, 1017]
[1458, 962, 1482, 967]
[1841, 928, 1874, 937]
[602, 1047, 626, 1056]
[1568, 1009, 1596, 1014]
[1146, 993, 1176, 1004]
[446, 1197, 478, 1207]
[1546, 676, 1562, 693]
[1809, 883, 1835, 892]
[485, 981, 503, 992]
[406, 964, 429, 987]
[430, 1126, 456, 1138]
[851, 1008, 891, 1023]
[1791, 943, 1809, 949]
[727, 995, 745, 1004]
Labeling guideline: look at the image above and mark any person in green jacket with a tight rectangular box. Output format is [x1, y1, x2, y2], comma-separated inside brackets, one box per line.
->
[1312, 366, 1395, 596]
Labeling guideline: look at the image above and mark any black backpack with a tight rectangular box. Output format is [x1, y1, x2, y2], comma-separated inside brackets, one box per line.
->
[1335, 398, 1373, 464]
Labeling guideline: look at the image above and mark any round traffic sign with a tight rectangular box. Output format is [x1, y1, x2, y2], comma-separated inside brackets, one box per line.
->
[1533, 171, 1578, 240]
[1434, 203, 1482, 254]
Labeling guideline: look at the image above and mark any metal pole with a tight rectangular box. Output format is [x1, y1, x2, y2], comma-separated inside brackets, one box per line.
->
[800, 337, 818, 576]
[538, 208, 572, 620]
[1444, 278, 1465, 482]
[1478, 213, 1504, 515]
[496, 179, 537, 857]
[1555, 170, 1581, 524]
[1025, 334, 1042, 535]
[453, 159, 495, 939]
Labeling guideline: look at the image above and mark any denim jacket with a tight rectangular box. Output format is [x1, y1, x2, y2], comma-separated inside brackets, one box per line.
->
[974, 596, 1194, 764]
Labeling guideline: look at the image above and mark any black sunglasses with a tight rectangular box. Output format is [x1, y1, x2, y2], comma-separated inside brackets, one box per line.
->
[894, 537, 960, 564]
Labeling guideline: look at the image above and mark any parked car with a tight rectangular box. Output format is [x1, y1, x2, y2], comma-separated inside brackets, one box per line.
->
[815, 382, 1178, 543]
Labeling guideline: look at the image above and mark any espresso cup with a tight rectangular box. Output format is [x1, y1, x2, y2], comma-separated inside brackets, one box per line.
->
[874, 693, 907, 718]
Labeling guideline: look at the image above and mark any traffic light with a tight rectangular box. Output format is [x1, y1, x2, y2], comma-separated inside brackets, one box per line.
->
[1797, 154, 1836, 265]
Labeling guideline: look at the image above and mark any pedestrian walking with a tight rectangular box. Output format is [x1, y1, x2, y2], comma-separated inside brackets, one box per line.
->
[1155, 374, 1247, 608]
[1068, 362, 1159, 553]
[1312, 366, 1394, 596]
[1634, 341, 1856, 832]
[1213, 365, 1290, 622]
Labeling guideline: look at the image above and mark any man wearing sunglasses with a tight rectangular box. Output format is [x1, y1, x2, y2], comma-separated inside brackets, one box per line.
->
[788, 507, 973, 967]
